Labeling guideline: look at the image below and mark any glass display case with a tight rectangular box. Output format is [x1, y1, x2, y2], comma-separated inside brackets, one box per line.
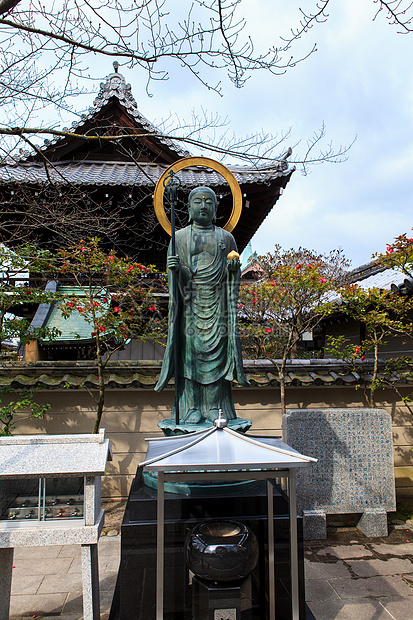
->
[0, 476, 84, 524]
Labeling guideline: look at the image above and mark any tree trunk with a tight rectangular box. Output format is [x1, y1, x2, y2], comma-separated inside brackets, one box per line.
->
[92, 333, 106, 434]
[279, 371, 286, 417]
[367, 338, 379, 408]
[278, 350, 289, 417]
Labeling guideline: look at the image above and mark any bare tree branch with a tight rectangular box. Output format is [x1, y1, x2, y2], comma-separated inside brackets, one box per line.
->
[0, 0, 21, 17]
[373, 0, 413, 32]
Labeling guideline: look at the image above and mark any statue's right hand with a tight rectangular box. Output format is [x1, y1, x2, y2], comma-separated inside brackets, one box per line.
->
[167, 255, 180, 270]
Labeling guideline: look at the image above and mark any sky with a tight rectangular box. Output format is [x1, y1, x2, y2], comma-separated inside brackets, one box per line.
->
[7, 0, 412, 270]
[116, 0, 413, 270]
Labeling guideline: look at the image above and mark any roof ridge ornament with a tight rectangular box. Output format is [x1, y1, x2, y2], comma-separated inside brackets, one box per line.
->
[94, 64, 135, 108]
[214, 409, 227, 429]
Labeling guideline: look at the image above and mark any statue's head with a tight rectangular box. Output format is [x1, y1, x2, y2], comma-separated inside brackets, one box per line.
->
[188, 186, 218, 225]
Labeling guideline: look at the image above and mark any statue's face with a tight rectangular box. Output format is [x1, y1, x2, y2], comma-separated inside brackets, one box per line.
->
[188, 189, 217, 225]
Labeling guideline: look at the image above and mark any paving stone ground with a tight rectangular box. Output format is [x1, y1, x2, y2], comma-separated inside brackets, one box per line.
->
[305, 526, 413, 620]
[9, 537, 120, 620]
[6, 524, 413, 619]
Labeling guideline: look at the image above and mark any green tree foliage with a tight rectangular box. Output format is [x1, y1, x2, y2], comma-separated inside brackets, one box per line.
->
[57, 238, 165, 433]
[239, 245, 349, 414]
[327, 231, 413, 408]
[0, 244, 61, 435]
[374, 230, 413, 279]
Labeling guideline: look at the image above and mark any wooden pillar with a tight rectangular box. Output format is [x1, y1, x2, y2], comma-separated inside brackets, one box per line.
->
[25, 340, 39, 361]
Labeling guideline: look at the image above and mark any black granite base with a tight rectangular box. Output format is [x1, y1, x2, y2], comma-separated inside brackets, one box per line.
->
[109, 469, 308, 620]
[191, 575, 252, 620]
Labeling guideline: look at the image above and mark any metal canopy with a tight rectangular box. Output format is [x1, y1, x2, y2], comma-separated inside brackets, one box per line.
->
[139, 418, 316, 620]
[141, 424, 316, 472]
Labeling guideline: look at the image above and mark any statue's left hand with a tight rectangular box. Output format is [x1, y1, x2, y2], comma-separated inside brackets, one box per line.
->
[227, 257, 240, 272]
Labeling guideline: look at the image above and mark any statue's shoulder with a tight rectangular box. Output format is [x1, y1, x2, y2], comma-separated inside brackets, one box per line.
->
[175, 226, 191, 243]
[217, 226, 237, 248]
[174, 226, 191, 257]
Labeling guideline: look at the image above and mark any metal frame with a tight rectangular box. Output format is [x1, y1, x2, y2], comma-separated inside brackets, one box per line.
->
[152, 468, 300, 620]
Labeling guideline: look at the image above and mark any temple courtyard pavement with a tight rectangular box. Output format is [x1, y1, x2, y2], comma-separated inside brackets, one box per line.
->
[7, 502, 413, 620]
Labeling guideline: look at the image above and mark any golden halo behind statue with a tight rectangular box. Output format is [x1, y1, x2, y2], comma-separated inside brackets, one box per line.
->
[153, 156, 243, 236]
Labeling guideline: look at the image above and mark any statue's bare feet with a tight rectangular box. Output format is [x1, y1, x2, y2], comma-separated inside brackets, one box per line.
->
[206, 408, 220, 422]
[183, 408, 202, 424]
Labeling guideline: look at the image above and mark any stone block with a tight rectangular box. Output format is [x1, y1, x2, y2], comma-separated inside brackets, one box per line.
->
[358, 509, 388, 537]
[283, 408, 396, 536]
[303, 509, 327, 540]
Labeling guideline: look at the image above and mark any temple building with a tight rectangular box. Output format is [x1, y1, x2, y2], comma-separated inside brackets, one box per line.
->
[0, 64, 294, 362]
[0, 63, 294, 271]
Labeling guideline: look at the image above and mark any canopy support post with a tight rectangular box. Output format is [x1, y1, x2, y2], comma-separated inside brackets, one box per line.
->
[156, 472, 165, 620]
[289, 469, 299, 620]
[267, 479, 276, 620]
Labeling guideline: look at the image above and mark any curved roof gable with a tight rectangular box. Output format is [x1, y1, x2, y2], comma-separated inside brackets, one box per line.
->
[21, 63, 190, 164]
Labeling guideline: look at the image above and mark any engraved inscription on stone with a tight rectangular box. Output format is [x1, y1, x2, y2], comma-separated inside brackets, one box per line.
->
[283, 408, 396, 514]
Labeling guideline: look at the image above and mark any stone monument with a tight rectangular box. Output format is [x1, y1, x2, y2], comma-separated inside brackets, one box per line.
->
[283, 408, 396, 539]
[154, 180, 251, 435]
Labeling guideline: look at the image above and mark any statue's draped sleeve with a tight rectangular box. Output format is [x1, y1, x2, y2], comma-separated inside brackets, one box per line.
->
[154, 236, 179, 392]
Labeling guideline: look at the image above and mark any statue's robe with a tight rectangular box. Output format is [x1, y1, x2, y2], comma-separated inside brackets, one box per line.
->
[155, 224, 248, 421]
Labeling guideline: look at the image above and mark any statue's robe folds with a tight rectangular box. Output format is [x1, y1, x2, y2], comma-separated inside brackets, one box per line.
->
[155, 224, 248, 422]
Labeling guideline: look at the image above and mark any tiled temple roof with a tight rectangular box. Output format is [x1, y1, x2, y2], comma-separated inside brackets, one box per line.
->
[349, 260, 413, 296]
[1, 359, 411, 390]
[0, 62, 294, 187]
[0, 160, 291, 187]
[15, 64, 190, 163]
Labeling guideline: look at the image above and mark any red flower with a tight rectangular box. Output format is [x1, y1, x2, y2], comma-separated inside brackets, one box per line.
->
[102, 297, 108, 304]
[361, 355, 366, 361]
[386, 245, 394, 253]
[93, 301, 99, 308]
[148, 305, 156, 311]
[114, 307, 119, 313]
[295, 264, 300, 269]
[66, 302, 74, 308]
[109, 255, 114, 260]
[99, 326, 106, 333]
[91, 332, 95, 337]
[128, 265, 133, 272]
[320, 277, 327, 283]
[77, 306, 82, 313]
[354, 346, 360, 354]
[265, 328, 273, 333]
